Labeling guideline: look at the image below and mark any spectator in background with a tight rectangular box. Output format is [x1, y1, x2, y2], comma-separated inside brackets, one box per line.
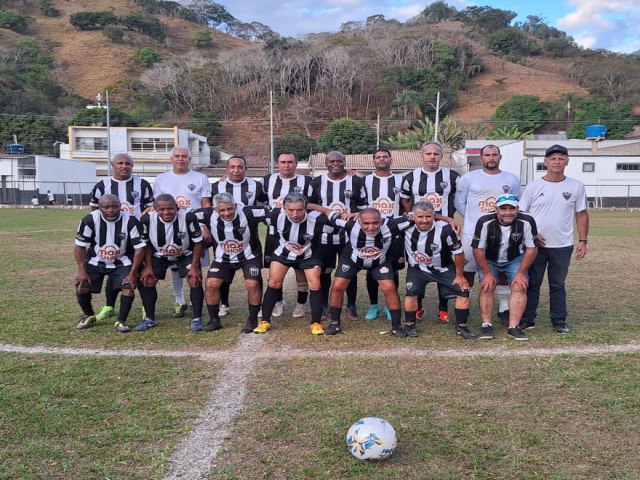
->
[31, 196, 39, 206]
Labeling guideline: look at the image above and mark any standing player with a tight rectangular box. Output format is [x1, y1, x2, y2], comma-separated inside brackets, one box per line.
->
[363, 149, 403, 321]
[74, 194, 146, 333]
[400, 141, 460, 323]
[518, 144, 589, 334]
[89, 153, 154, 322]
[136, 194, 204, 331]
[455, 144, 521, 325]
[154, 146, 211, 318]
[309, 151, 367, 320]
[472, 195, 538, 341]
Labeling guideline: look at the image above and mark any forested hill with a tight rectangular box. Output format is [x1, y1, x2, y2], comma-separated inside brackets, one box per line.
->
[1, 0, 638, 156]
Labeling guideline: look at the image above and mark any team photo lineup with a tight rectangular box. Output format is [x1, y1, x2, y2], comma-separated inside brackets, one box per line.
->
[75, 141, 588, 341]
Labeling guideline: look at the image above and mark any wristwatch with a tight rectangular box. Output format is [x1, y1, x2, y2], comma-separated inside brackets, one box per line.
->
[578, 239, 588, 244]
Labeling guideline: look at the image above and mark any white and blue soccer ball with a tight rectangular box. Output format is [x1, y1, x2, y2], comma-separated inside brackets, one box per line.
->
[346, 417, 397, 461]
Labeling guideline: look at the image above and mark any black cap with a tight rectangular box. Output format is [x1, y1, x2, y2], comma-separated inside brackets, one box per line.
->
[545, 144, 568, 156]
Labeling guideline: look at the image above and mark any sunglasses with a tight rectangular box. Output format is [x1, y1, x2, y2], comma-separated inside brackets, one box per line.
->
[496, 195, 518, 202]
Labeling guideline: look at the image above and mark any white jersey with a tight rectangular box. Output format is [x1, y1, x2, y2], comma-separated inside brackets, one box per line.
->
[455, 169, 521, 236]
[519, 177, 587, 248]
[153, 170, 211, 212]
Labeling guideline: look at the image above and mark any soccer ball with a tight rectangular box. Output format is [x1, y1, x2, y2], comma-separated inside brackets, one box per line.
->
[346, 417, 397, 461]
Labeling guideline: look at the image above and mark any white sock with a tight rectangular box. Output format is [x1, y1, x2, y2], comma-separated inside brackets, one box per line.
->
[496, 285, 510, 312]
[170, 269, 185, 305]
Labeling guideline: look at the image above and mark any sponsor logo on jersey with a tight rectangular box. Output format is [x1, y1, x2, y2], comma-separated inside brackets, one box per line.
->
[249, 266, 260, 277]
[372, 197, 395, 216]
[419, 192, 443, 211]
[121, 202, 135, 214]
[563, 192, 571, 200]
[98, 244, 120, 262]
[175, 195, 193, 210]
[188, 184, 196, 191]
[356, 247, 383, 260]
[220, 240, 244, 254]
[160, 243, 183, 257]
[478, 196, 497, 213]
[329, 202, 347, 215]
[285, 242, 305, 255]
[411, 251, 433, 265]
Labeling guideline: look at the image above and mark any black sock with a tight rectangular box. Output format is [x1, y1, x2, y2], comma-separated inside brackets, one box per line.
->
[207, 303, 220, 322]
[190, 286, 204, 318]
[455, 308, 470, 326]
[77, 292, 94, 316]
[366, 271, 378, 305]
[138, 284, 157, 319]
[417, 295, 423, 310]
[390, 308, 402, 330]
[321, 272, 331, 305]
[220, 282, 230, 306]
[105, 276, 118, 307]
[404, 310, 417, 324]
[248, 304, 260, 325]
[437, 284, 449, 312]
[261, 286, 280, 322]
[309, 290, 323, 324]
[296, 282, 308, 304]
[346, 277, 357, 305]
[329, 306, 342, 324]
[118, 294, 135, 323]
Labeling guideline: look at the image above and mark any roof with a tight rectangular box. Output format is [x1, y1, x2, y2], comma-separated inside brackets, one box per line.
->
[308, 149, 458, 174]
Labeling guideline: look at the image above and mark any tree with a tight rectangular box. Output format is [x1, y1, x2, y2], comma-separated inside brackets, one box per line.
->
[134, 47, 162, 67]
[0, 114, 64, 154]
[487, 28, 538, 57]
[0, 11, 27, 33]
[69, 106, 138, 127]
[492, 95, 547, 133]
[487, 125, 533, 139]
[421, 1, 457, 22]
[103, 25, 124, 43]
[568, 97, 633, 140]
[274, 131, 317, 161]
[193, 29, 212, 48]
[317, 118, 374, 154]
[456, 6, 516, 32]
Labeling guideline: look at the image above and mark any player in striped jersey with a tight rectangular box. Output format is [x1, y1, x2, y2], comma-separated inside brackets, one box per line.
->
[309, 151, 367, 320]
[262, 151, 314, 318]
[472, 195, 538, 341]
[255, 192, 340, 335]
[326, 207, 414, 337]
[89, 153, 154, 323]
[363, 149, 404, 322]
[74, 194, 146, 333]
[136, 195, 204, 332]
[403, 202, 475, 339]
[400, 141, 461, 323]
[201, 193, 266, 333]
[210, 155, 267, 318]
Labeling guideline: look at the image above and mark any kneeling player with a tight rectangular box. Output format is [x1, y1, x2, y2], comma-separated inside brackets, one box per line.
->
[74, 194, 146, 333]
[403, 202, 474, 339]
[136, 194, 204, 331]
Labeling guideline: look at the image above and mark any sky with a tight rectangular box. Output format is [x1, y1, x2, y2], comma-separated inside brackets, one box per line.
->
[220, 0, 640, 53]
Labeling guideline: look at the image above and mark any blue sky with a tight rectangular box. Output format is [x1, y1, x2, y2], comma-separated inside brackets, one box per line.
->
[220, 0, 640, 53]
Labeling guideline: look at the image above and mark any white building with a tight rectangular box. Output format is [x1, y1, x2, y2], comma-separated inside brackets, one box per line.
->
[60, 126, 210, 179]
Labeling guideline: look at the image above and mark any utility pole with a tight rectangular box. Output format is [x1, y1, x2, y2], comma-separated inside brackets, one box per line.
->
[269, 90, 274, 174]
[106, 90, 112, 177]
[433, 91, 441, 142]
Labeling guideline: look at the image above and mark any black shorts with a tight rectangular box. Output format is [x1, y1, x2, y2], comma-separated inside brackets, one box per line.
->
[389, 233, 405, 271]
[334, 254, 396, 281]
[319, 243, 346, 270]
[152, 255, 194, 280]
[207, 257, 263, 283]
[83, 263, 133, 294]
[263, 232, 278, 268]
[271, 253, 322, 270]
[405, 266, 469, 299]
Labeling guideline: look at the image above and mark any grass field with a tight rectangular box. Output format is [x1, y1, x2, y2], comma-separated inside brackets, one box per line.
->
[1, 207, 639, 479]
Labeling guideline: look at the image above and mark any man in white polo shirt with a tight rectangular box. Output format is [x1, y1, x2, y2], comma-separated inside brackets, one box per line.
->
[518, 144, 589, 334]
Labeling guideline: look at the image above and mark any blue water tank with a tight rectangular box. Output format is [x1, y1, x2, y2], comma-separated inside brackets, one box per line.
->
[585, 125, 607, 139]
[6, 144, 25, 154]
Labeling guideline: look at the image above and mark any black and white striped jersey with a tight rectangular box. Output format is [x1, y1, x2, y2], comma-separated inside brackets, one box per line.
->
[89, 176, 154, 219]
[338, 216, 413, 268]
[404, 221, 463, 273]
[210, 178, 267, 207]
[75, 210, 145, 268]
[471, 213, 538, 264]
[400, 167, 459, 217]
[364, 173, 403, 218]
[309, 174, 367, 245]
[265, 209, 338, 261]
[262, 173, 313, 208]
[201, 206, 267, 263]
[140, 210, 203, 260]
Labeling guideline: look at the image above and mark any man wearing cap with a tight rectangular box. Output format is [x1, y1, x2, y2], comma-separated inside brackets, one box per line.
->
[472, 194, 538, 341]
[517, 144, 589, 334]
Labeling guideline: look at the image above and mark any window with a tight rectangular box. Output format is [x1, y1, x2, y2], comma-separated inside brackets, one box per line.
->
[75, 137, 108, 151]
[18, 158, 36, 179]
[582, 162, 595, 173]
[130, 137, 175, 152]
[536, 163, 547, 171]
[616, 163, 640, 171]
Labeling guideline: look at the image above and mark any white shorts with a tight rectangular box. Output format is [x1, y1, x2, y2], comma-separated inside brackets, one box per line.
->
[462, 233, 477, 274]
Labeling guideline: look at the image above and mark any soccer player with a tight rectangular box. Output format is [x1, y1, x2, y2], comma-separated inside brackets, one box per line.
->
[201, 192, 266, 333]
[136, 194, 204, 331]
[255, 192, 340, 335]
[309, 151, 367, 320]
[154, 146, 211, 318]
[362, 148, 404, 322]
[263, 151, 315, 318]
[400, 141, 461, 323]
[74, 194, 146, 333]
[454, 144, 521, 326]
[472, 195, 538, 341]
[518, 144, 589, 334]
[89, 153, 154, 323]
[403, 202, 475, 339]
[210, 155, 267, 318]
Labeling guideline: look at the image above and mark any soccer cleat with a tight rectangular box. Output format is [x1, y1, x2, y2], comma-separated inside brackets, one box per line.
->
[346, 304, 359, 321]
[253, 320, 271, 334]
[519, 320, 536, 330]
[173, 303, 188, 318]
[456, 324, 477, 340]
[326, 321, 342, 336]
[272, 301, 285, 318]
[310, 322, 325, 335]
[365, 305, 380, 320]
[190, 318, 203, 332]
[415, 307, 425, 322]
[497, 310, 510, 326]
[479, 323, 494, 340]
[114, 321, 131, 333]
[95, 306, 115, 321]
[437, 310, 450, 323]
[76, 315, 96, 330]
[241, 320, 257, 334]
[292, 303, 307, 318]
[219, 304, 230, 317]
[553, 323, 570, 334]
[391, 326, 408, 338]
[405, 322, 418, 337]
[134, 318, 157, 331]
[203, 319, 222, 332]
[508, 326, 529, 341]
[383, 306, 392, 321]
